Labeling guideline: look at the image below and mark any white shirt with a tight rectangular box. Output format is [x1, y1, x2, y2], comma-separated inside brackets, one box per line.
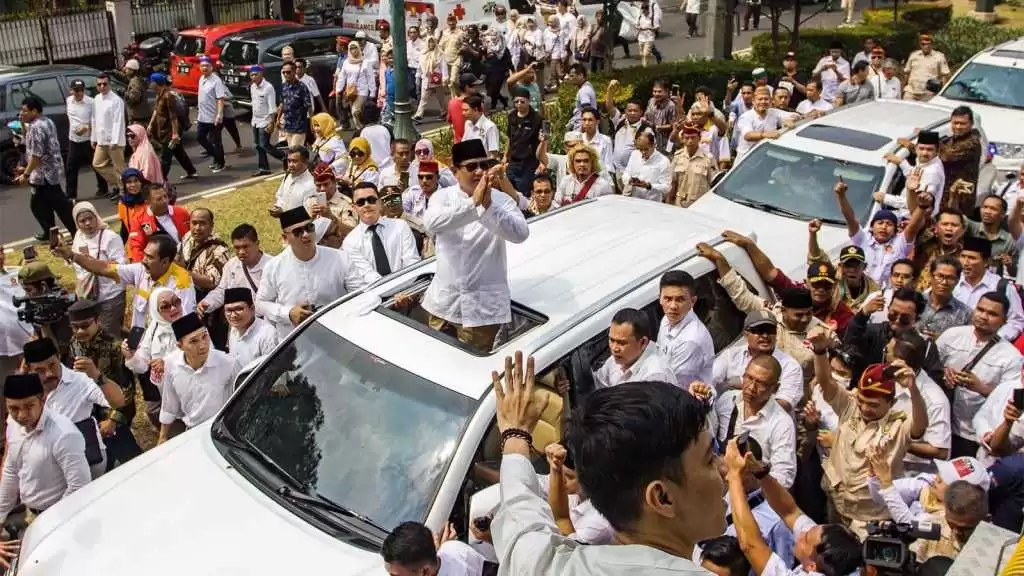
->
[594, 342, 679, 389]
[894, 372, 951, 467]
[637, 14, 656, 43]
[864, 287, 895, 323]
[870, 74, 902, 99]
[338, 58, 374, 98]
[46, 366, 109, 455]
[463, 115, 500, 154]
[422, 185, 530, 328]
[342, 217, 421, 273]
[159, 349, 241, 428]
[936, 325, 1023, 440]
[812, 56, 852, 102]
[201, 253, 273, 312]
[403, 185, 438, 220]
[621, 149, 672, 202]
[735, 108, 783, 158]
[91, 91, 126, 147]
[66, 94, 94, 143]
[298, 73, 320, 109]
[156, 213, 180, 242]
[0, 409, 90, 523]
[554, 173, 613, 207]
[115, 262, 197, 328]
[761, 515, 820, 576]
[658, 311, 715, 388]
[407, 38, 425, 70]
[851, 228, 913, 287]
[581, 132, 614, 172]
[437, 540, 486, 576]
[685, 0, 701, 13]
[0, 270, 33, 356]
[953, 270, 1024, 341]
[610, 108, 644, 173]
[544, 28, 567, 59]
[493, 454, 711, 575]
[72, 229, 127, 304]
[712, 346, 804, 409]
[795, 97, 833, 117]
[361, 124, 392, 167]
[197, 73, 229, 124]
[250, 79, 277, 129]
[884, 157, 946, 217]
[571, 81, 597, 130]
[274, 170, 317, 211]
[227, 317, 278, 368]
[714, 390, 797, 488]
[256, 246, 380, 339]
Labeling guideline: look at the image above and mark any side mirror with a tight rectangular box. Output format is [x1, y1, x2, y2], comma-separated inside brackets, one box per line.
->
[925, 78, 942, 94]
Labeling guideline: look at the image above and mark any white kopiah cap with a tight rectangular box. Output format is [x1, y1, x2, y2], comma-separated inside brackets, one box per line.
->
[934, 456, 991, 491]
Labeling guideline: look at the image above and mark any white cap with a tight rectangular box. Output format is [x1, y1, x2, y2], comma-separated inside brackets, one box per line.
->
[125, 59, 140, 71]
[934, 457, 991, 491]
[312, 217, 333, 244]
[355, 30, 367, 39]
[563, 131, 582, 143]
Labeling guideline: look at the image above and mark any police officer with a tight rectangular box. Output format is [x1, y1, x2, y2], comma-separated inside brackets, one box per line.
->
[68, 300, 141, 470]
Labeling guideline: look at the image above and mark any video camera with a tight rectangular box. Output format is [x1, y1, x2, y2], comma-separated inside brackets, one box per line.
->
[863, 519, 942, 574]
[13, 287, 76, 326]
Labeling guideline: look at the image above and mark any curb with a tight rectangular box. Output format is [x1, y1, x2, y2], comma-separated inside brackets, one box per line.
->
[4, 172, 284, 254]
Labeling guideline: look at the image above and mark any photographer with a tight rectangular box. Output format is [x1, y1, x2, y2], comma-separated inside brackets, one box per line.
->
[722, 437, 863, 576]
[16, 262, 75, 359]
[866, 450, 990, 562]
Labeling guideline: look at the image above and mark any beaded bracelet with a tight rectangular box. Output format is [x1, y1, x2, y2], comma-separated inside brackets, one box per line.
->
[500, 428, 533, 452]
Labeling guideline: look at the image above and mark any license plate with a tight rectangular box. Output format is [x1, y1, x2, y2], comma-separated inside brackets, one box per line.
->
[177, 63, 190, 75]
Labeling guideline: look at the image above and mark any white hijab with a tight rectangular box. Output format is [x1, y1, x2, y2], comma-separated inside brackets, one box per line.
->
[143, 287, 179, 363]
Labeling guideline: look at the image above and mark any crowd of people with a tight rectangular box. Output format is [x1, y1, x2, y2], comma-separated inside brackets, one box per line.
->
[3, 4, 1024, 573]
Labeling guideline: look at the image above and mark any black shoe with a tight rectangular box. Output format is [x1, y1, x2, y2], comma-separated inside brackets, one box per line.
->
[251, 169, 271, 177]
[34, 233, 49, 242]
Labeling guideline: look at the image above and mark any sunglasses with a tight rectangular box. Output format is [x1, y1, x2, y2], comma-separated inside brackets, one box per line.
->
[96, 82, 108, 87]
[289, 222, 316, 237]
[747, 326, 777, 336]
[418, 173, 436, 179]
[354, 196, 379, 207]
[415, 148, 431, 156]
[350, 150, 365, 158]
[459, 160, 493, 172]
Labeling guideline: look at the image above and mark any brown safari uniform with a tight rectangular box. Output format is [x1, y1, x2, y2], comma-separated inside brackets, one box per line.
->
[671, 146, 715, 207]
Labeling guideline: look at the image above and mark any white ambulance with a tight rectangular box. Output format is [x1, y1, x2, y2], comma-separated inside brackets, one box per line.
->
[341, 0, 512, 33]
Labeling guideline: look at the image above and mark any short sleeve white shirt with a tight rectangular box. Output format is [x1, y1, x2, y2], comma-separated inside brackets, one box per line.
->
[594, 343, 679, 389]
[658, 311, 715, 388]
[159, 349, 241, 428]
[714, 390, 798, 488]
[851, 228, 913, 287]
[735, 109, 783, 158]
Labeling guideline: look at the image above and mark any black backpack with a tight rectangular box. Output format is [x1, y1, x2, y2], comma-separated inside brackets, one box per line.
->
[170, 90, 191, 132]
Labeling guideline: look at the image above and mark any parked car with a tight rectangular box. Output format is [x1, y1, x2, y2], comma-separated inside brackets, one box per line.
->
[169, 19, 301, 97]
[218, 25, 377, 107]
[0, 65, 130, 184]
[929, 36, 1024, 192]
[689, 99, 996, 277]
[13, 195, 771, 575]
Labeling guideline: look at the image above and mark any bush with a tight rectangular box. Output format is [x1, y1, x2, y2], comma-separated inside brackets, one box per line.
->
[933, 16, 1024, 68]
[750, 24, 922, 68]
[862, 2, 953, 31]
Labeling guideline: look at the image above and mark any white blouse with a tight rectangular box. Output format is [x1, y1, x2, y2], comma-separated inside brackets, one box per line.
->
[72, 229, 127, 303]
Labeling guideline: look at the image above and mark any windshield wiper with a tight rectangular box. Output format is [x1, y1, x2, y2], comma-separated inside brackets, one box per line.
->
[211, 421, 305, 489]
[277, 486, 388, 534]
[730, 196, 805, 219]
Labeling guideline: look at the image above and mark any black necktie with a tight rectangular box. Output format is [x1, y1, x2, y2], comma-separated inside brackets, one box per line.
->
[368, 223, 392, 276]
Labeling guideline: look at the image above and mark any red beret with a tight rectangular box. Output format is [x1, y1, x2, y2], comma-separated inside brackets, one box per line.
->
[418, 160, 439, 174]
[312, 162, 336, 183]
[858, 363, 896, 400]
[681, 122, 701, 136]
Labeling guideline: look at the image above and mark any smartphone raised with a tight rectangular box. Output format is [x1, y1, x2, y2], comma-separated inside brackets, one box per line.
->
[126, 326, 146, 350]
[735, 431, 750, 456]
[48, 226, 60, 249]
[882, 364, 900, 380]
[1014, 388, 1024, 411]
[21, 246, 37, 261]
[541, 120, 551, 137]
[671, 83, 681, 97]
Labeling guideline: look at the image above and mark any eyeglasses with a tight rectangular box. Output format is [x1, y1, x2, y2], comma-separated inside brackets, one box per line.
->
[289, 222, 316, 237]
[158, 297, 182, 311]
[224, 306, 249, 316]
[415, 148, 431, 156]
[354, 196, 379, 207]
[459, 160, 492, 172]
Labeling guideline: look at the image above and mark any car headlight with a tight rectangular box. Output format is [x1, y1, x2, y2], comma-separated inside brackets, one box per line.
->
[992, 142, 1024, 160]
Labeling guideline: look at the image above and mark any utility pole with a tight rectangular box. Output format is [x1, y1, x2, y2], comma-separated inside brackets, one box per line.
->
[389, 0, 419, 141]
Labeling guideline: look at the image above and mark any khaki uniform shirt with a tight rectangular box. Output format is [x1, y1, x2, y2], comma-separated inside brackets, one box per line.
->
[672, 147, 716, 207]
[904, 50, 950, 96]
[913, 516, 962, 562]
[824, 387, 913, 532]
[438, 28, 464, 64]
[719, 269, 825, 388]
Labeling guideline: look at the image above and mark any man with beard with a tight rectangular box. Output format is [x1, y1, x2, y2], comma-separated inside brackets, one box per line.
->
[966, 195, 1017, 277]
[953, 236, 1024, 341]
[838, 177, 928, 286]
[937, 292, 1023, 458]
[914, 208, 966, 292]
[734, 86, 782, 159]
[22, 338, 126, 478]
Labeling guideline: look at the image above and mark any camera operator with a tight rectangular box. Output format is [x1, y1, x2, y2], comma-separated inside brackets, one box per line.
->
[807, 328, 929, 539]
[0, 246, 32, 385]
[16, 262, 75, 360]
[722, 437, 863, 576]
[866, 450, 990, 562]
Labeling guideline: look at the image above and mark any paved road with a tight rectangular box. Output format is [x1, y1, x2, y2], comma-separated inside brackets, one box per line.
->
[0, 1, 864, 245]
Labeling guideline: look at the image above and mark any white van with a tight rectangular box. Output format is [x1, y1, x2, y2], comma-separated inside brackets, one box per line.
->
[13, 196, 773, 576]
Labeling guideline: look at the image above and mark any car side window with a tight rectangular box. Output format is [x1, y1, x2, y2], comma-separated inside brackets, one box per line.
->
[307, 35, 336, 57]
[10, 77, 64, 106]
[65, 75, 99, 97]
[289, 39, 314, 58]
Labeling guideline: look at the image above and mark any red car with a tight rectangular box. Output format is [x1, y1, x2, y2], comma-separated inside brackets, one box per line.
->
[169, 19, 300, 96]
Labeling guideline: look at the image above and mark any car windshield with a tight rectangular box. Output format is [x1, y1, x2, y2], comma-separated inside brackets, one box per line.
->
[216, 322, 477, 531]
[716, 143, 884, 223]
[220, 41, 260, 66]
[940, 62, 1024, 110]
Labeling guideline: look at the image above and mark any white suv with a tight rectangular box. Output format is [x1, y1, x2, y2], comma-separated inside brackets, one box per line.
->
[14, 196, 773, 576]
[690, 99, 995, 276]
[930, 37, 1024, 190]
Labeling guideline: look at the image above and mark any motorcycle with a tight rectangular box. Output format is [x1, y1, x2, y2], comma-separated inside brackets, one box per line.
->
[120, 30, 178, 74]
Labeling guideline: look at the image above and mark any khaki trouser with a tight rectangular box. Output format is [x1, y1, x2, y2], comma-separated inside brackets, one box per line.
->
[349, 95, 367, 130]
[446, 61, 461, 98]
[427, 314, 499, 353]
[280, 131, 306, 148]
[417, 84, 448, 118]
[92, 144, 126, 190]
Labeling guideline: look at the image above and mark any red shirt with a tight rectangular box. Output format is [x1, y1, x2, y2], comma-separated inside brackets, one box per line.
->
[770, 269, 854, 337]
[448, 96, 465, 142]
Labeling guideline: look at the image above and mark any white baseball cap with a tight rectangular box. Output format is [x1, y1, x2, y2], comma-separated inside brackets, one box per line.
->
[355, 30, 367, 39]
[563, 131, 582, 143]
[934, 457, 991, 491]
[125, 59, 140, 71]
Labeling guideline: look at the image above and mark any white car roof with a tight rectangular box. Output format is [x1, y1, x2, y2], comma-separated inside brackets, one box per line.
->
[315, 195, 746, 399]
[772, 100, 953, 164]
[973, 37, 1024, 66]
